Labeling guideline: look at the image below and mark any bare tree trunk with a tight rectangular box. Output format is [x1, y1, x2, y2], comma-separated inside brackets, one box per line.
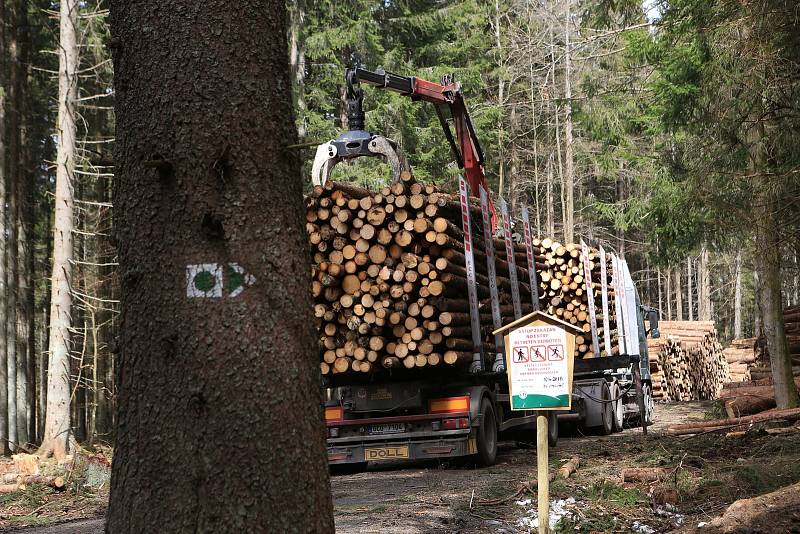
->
[546, 155, 554, 237]
[106, 1, 335, 530]
[674, 267, 683, 320]
[666, 268, 672, 320]
[288, 0, 306, 139]
[562, 0, 574, 244]
[495, 0, 505, 197]
[734, 250, 743, 339]
[700, 247, 711, 320]
[37, 203, 52, 441]
[687, 256, 693, 321]
[616, 161, 625, 258]
[14, 0, 31, 447]
[0, 5, 8, 452]
[755, 188, 799, 408]
[6, 0, 20, 451]
[657, 266, 663, 317]
[39, 0, 79, 460]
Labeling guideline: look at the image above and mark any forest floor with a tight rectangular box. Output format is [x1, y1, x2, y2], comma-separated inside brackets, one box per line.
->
[2, 402, 800, 533]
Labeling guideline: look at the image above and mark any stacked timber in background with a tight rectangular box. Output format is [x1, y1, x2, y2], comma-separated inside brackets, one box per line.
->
[305, 175, 618, 376]
[723, 338, 758, 382]
[647, 321, 730, 401]
[723, 306, 800, 383]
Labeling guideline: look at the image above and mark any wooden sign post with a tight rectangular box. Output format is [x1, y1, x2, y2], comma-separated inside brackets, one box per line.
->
[494, 312, 581, 534]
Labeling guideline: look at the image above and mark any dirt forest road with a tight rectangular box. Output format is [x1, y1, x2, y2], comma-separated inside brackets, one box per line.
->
[7, 402, 800, 533]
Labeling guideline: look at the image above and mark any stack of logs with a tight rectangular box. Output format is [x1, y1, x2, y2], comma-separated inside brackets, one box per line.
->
[724, 338, 758, 382]
[306, 175, 618, 376]
[722, 305, 800, 383]
[647, 321, 730, 401]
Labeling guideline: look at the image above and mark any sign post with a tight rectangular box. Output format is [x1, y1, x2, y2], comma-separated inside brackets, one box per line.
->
[494, 312, 582, 534]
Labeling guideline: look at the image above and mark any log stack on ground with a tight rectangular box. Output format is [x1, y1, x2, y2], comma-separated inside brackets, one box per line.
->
[306, 176, 621, 376]
[647, 321, 730, 401]
[723, 338, 758, 383]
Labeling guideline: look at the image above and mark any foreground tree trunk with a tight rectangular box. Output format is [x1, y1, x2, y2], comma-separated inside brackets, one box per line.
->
[106, 1, 334, 531]
[39, 0, 79, 459]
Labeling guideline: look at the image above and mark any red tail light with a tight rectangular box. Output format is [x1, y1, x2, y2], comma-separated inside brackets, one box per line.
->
[441, 418, 470, 430]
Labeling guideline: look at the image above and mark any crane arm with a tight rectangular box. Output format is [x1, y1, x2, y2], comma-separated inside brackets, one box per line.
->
[351, 67, 496, 228]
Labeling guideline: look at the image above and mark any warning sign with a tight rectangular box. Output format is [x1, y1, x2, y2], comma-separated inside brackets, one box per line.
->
[547, 344, 565, 361]
[506, 324, 572, 410]
[512, 346, 529, 363]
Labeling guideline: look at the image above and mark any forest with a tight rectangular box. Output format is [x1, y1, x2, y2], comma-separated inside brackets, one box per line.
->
[0, 0, 798, 456]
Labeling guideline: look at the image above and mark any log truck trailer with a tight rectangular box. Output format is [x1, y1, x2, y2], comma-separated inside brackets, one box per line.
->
[312, 67, 660, 468]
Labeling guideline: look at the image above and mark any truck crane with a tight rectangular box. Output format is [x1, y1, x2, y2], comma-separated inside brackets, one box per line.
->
[311, 66, 497, 229]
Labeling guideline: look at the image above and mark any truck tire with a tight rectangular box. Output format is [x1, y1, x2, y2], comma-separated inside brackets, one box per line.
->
[547, 411, 558, 447]
[330, 462, 367, 476]
[476, 398, 498, 466]
[610, 382, 624, 433]
[598, 381, 613, 436]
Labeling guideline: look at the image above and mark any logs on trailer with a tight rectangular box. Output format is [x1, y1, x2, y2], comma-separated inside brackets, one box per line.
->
[647, 321, 730, 401]
[307, 176, 620, 376]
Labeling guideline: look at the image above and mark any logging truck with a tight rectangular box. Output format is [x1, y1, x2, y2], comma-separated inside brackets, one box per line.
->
[310, 67, 659, 468]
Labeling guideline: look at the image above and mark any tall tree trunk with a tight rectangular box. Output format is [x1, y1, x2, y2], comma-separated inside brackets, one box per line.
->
[700, 247, 711, 320]
[39, 0, 79, 459]
[616, 161, 625, 258]
[0, 1, 8, 453]
[562, 0, 575, 244]
[6, 0, 20, 451]
[687, 256, 693, 321]
[657, 266, 663, 318]
[13, 0, 31, 447]
[755, 187, 799, 408]
[666, 269, 672, 320]
[674, 267, 683, 320]
[494, 0, 505, 197]
[546, 155, 554, 237]
[288, 0, 306, 139]
[734, 250, 743, 339]
[93, 176, 112, 437]
[106, 1, 335, 530]
[37, 201, 52, 441]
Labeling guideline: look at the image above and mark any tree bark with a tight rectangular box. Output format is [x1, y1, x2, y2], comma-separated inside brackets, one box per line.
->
[288, 0, 307, 139]
[39, 0, 79, 460]
[562, 0, 574, 244]
[106, 1, 335, 531]
[13, 0, 31, 447]
[674, 266, 683, 321]
[6, 0, 21, 451]
[0, 1, 8, 453]
[699, 246, 711, 321]
[755, 188, 799, 408]
[734, 250, 743, 339]
[687, 256, 693, 321]
[546, 155, 554, 237]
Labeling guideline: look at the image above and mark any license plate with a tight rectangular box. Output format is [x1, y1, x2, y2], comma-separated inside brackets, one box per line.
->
[364, 446, 409, 461]
[368, 423, 405, 435]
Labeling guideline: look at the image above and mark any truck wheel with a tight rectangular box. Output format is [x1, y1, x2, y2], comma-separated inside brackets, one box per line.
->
[547, 411, 558, 447]
[598, 382, 613, 436]
[610, 382, 624, 433]
[476, 398, 498, 466]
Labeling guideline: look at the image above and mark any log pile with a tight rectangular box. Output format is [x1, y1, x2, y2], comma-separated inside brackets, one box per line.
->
[647, 321, 730, 401]
[723, 338, 758, 382]
[305, 176, 619, 376]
